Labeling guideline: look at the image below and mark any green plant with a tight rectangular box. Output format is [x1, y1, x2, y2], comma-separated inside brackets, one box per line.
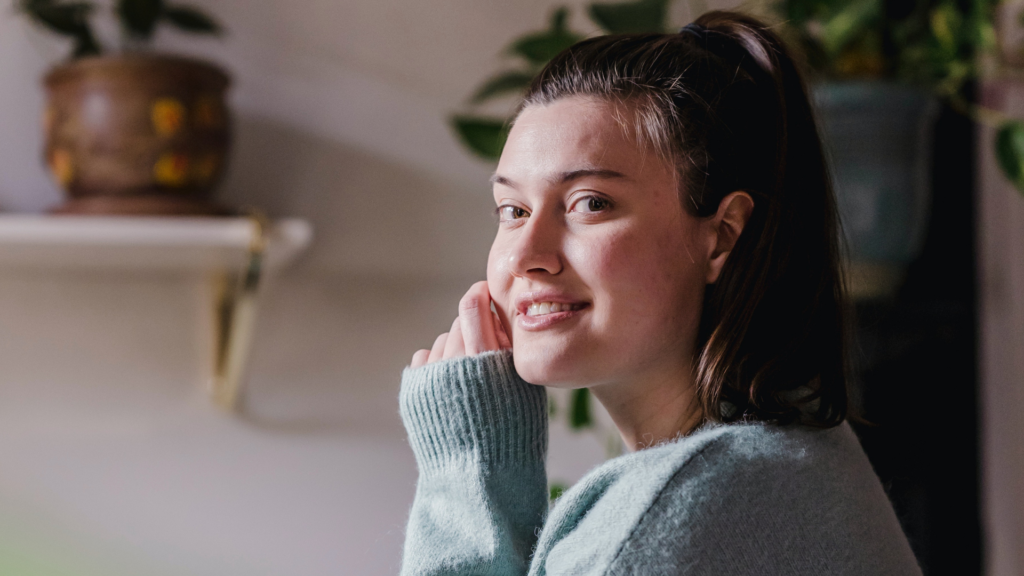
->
[778, 0, 1024, 193]
[776, 0, 997, 87]
[17, 0, 221, 59]
[549, 481, 568, 501]
[569, 388, 594, 429]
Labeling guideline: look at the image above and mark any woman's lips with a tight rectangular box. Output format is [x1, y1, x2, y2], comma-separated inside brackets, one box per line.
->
[516, 302, 589, 331]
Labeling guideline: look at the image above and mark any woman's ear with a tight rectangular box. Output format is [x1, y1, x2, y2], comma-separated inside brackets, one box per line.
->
[706, 191, 755, 284]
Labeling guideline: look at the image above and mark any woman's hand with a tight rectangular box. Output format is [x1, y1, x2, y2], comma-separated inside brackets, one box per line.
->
[410, 281, 512, 368]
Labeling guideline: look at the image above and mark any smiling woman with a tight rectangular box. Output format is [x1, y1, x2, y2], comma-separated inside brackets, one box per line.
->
[486, 97, 720, 443]
[400, 10, 921, 576]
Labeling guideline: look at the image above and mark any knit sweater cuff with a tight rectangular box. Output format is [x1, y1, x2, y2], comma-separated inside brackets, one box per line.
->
[399, 349, 548, 475]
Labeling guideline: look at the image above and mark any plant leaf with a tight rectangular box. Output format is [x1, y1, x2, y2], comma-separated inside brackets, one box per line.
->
[451, 116, 508, 161]
[569, 388, 593, 429]
[117, 0, 163, 40]
[929, 3, 962, 55]
[508, 7, 583, 65]
[551, 6, 569, 31]
[72, 27, 100, 56]
[549, 482, 568, 501]
[163, 5, 221, 34]
[996, 121, 1024, 193]
[470, 70, 535, 104]
[509, 31, 582, 64]
[820, 0, 881, 56]
[588, 0, 670, 34]
[971, 11, 996, 53]
[20, 0, 94, 37]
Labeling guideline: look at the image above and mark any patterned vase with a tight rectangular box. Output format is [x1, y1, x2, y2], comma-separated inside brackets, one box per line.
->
[43, 54, 231, 215]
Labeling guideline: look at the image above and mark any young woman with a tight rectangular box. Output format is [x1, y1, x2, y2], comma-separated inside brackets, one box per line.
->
[399, 10, 921, 575]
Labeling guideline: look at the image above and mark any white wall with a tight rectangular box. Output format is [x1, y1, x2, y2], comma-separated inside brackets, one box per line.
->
[0, 1, 728, 574]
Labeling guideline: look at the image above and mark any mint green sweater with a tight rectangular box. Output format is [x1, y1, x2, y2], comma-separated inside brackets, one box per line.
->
[399, 350, 922, 575]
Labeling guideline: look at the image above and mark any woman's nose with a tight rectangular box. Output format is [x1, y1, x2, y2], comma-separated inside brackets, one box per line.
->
[508, 214, 563, 278]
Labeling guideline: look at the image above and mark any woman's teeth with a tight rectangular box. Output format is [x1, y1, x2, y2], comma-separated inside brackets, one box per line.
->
[526, 302, 582, 316]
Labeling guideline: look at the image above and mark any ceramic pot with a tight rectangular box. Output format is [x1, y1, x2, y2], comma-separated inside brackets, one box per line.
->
[813, 81, 939, 298]
[43, 54, 231, 215]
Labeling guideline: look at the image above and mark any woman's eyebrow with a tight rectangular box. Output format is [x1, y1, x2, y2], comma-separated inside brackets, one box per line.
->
[554, 168, 628, 184]
[490, 174, 517, 188]
[489, 169, 628, 188]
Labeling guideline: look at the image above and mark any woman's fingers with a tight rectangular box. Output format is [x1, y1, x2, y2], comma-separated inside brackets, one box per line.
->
[493, 311, 512, 349]
[427, 332, 448, 364]
[410, 349, 430, 368]
[443, 316, 466, 359]
[459, 281, 500, 355]
[411, 281, 507, 369]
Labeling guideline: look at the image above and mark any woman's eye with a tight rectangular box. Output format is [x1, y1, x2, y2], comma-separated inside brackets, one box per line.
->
[570, 195, 611, 214]
[496, 205, 529, 223]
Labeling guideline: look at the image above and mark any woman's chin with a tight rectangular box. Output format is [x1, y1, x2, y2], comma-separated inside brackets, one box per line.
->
[511, 343, 591, 388]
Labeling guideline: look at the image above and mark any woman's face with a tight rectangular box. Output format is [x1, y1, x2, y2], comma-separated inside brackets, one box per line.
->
[487, 96, 711, 389]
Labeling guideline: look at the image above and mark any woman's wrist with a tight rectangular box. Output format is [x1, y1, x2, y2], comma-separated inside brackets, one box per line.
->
[400, 350, 547, 476]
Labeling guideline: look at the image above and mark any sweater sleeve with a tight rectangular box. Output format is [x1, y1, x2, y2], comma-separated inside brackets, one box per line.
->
[398, 350, 549, 576]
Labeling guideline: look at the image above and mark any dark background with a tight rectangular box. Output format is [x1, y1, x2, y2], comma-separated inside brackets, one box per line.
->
[849, 98, 981, 575]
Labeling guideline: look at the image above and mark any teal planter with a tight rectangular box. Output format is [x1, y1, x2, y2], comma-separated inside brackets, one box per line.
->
[812, 82, 939, 292]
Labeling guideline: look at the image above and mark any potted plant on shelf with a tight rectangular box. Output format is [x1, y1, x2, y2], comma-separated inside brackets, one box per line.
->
[19, 0, 230, 215]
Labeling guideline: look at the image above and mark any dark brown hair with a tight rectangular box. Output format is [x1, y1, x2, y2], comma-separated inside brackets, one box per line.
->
[520, 11, 847, 427]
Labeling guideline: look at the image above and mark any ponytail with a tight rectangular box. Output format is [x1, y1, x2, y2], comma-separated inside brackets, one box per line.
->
[523, 11, 848, 427]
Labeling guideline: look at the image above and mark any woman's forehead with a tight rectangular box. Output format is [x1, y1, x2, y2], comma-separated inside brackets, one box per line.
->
[498, 97, 666, 185]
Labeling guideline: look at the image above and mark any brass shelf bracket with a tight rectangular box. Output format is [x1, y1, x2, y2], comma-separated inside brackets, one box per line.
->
[210, 212, 270, 411]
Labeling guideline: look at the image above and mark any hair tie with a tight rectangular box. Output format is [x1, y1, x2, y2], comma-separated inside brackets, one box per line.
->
[679, 22, 708, 43]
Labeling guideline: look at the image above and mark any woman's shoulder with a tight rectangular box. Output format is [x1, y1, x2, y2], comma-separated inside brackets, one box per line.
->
[549, 420, 864, 542]
[541, 421, 921, 574]
[606, 420, 922, 574]
[635, 419, 887, 506]
[620, 419, 859, 477]
[670, 418, 864, 474]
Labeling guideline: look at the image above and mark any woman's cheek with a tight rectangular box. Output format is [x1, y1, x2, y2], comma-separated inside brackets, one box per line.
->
[564, 228, 631, 287]
[569, 227, 664, 327]
[486, 241, 514, 330]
